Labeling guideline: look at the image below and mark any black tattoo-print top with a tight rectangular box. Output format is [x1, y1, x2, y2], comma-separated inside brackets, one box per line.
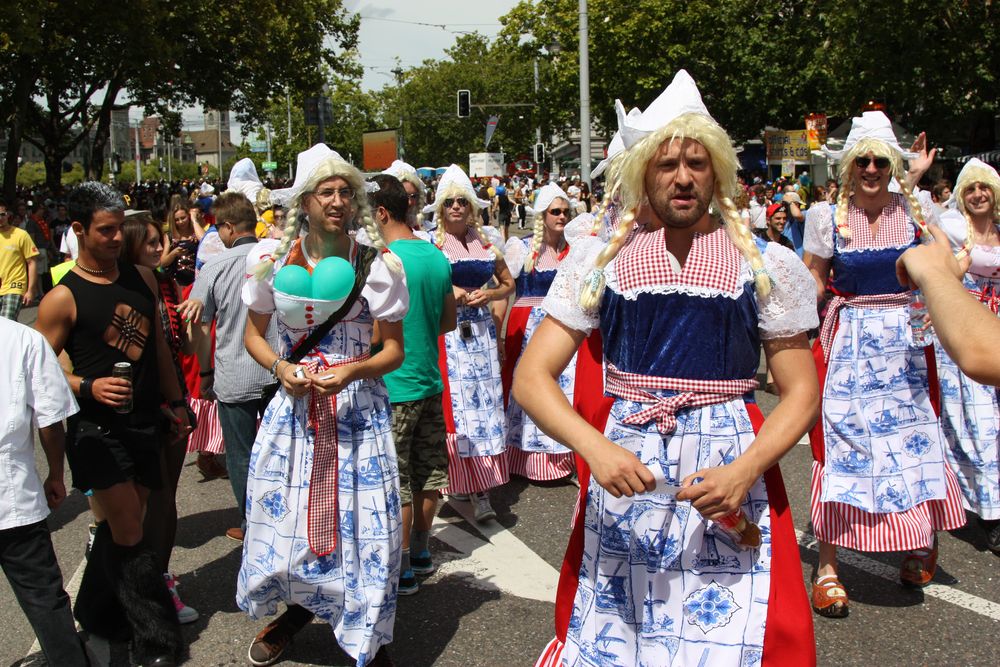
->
[62, 262, 161, 425]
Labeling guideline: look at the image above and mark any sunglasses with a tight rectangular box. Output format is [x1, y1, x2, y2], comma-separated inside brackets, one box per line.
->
[547, 208, 570, 217]
[855, 156, 891, 170]
[443, 197, 469, 208]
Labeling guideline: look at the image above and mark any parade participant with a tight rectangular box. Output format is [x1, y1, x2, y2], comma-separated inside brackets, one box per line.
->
[932, 158, 1000, 552]
[238, 144, 407, 667]
[756, 203, 795, 251]
[424, 164, 515, 522]
[803, 112, 965, 618]
[121, 212, 200, 624]
[161, 203, 204, 288]
[515, 69, 819, 666]
[502, 183, 579, 482]
[35, 182, 189, 666]
[369, 173, 457, 596]
[382, 159, 428, 234]
[0, 199, 38, 320]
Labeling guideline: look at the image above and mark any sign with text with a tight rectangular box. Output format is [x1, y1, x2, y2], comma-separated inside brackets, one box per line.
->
[805, 113, 828, 151]
[468, 152, 504, 178]
[765, 130, 810, 164]
[262, 161, 277, 172]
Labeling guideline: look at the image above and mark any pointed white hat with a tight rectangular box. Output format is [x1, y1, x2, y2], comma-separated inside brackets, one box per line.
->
[422, 164, 489, 214]
[822, 111, 917, 161]
[227, 158, 263, 203]
[270, 144, 346, 207]
[616, 70, 713, 150]
[526, 183, 570, 217]
[591, 124, 631, 180]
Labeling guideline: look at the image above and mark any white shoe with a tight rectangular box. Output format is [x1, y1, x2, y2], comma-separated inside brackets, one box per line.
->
[472, 492, 496, 522]
[165, 573, 200, 624]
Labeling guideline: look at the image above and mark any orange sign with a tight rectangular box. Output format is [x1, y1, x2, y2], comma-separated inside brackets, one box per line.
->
[805, 114, 828, 150]
[362, 129, 399, 171]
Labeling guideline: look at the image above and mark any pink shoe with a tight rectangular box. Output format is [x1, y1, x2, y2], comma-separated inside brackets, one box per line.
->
[164, 573, 199, 624]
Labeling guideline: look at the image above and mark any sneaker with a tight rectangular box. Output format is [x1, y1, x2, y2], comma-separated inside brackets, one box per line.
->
[448, 493, 469, 502]
[410, 550, 436, 576]
[980, 518, 1000, 554]
[226, 526, 245, 542]
[472, 492, 496, 523]
[164, 573, 199, 624]
[196, 452, 229, 480]
[398, 569, 419, 596]
[248, 613, 300, 667]
[85, 522, 97, 560]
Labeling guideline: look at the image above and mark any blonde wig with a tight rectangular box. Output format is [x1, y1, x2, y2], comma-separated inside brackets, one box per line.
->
[579, 112, 771, 310]
[252, 157, 402, 279]
[953, 162, 1000, 257]
[523, 196, 571, 274]
[433, 184, 504, 260]
[833, 137, 928, 242]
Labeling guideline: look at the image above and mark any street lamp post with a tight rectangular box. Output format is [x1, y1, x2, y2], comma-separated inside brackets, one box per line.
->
[578, 0, 592, 187]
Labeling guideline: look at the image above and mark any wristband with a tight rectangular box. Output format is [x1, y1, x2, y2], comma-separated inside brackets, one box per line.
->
[269, 357, 284, 378]
[168, 399, 187, 409]
[79, 377, 94, 399]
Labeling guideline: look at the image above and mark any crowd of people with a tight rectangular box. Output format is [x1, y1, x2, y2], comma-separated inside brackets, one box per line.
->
[2, 67, 999, 667]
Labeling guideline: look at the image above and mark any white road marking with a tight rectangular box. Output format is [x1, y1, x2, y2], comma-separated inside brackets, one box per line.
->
[430, 500, 559, 602]
[796, 530, 1000, 621]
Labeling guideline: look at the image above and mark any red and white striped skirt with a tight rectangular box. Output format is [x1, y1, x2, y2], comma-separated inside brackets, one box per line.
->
[186, 396, 225, 454]
[506, 448, 575, 481]
[441, 434, 509, 495]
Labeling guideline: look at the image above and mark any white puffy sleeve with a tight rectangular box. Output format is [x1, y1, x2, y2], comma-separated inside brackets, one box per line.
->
[937, 210, 968, 252]
[197, 230, 227, 268]
[541, 235, 605, 335]
[241, 238, 280, 314]
[757, 243, 820, 339]
[803, 203, 834, 258]
[363, 254, 409, 322]
[504, 237, 528, 279]
[565, 212, 596, 242]
[481, 224, 504, 250]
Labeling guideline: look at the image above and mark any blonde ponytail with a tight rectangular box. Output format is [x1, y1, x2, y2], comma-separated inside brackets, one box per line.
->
[522, 211, 545, 273]
[833, 180, 852, 241]
[471, 216, 504, 260]
[718, 195, 771, 298]
[361, 209, 403, 275]
[578, 207, 635, 310]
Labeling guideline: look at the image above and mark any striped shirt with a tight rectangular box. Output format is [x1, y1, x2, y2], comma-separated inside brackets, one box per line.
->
[190, 236, 276, 403]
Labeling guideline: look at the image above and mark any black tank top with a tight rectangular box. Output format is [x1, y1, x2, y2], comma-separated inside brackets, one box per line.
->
[62, 263, 161, 425]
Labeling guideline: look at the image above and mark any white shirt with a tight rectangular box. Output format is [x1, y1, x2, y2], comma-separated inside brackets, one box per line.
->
[0, 318, 79, 530]
[59, 229, 79, 260]
[748, 201, 768, 230]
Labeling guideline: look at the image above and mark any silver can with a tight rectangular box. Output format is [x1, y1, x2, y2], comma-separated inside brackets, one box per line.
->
[112, 362, 133, 414]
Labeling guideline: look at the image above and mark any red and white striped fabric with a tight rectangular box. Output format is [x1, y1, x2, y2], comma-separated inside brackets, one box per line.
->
[512, 296, 546, 309]
[615, 226, 741, 294]
[534, 638, 565, 667]
[441, 434, 509, 495]
[818, 292, 911, 362]
[810, 460, 966, 552]
[970, 284, 1000, 315]
[842, 194, 915, 248]
[605, 363, 758, 434]
[506, 447, 575, 481]
[439, 226, 495, 259]
[528, 242, 568, 272]
[186, 397, 224, 454]
[304, 354, 369, 557]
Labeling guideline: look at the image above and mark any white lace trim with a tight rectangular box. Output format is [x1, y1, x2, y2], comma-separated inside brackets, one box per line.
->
[757, 243, 820, 339]
[803, 203, 834, 258]
[540, 236, 604, 334]
[565, 212, 597, 242]
[504, 237, 527, 279]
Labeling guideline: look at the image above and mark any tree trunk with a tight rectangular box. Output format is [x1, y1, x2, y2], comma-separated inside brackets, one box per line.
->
[44, 147, 63, 196]
[2, 66, 36, 202]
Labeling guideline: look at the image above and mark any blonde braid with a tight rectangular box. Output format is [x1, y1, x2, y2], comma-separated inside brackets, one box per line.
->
[957, 210, 975, 260]
[362, 210, 404, 275]
[434, 218, 446, 249]
[252, 205, 301, 280]
[578, 207, 635, 310]
[833, 176, 852, 241]
[719, 195, 771, 298]
[522, 211, 545, 273]
[470, 216, 504, 259]
[898, 179, 931, 239]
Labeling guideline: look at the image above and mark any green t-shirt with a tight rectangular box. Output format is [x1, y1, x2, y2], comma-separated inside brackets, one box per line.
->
[383, 239, 453, 402]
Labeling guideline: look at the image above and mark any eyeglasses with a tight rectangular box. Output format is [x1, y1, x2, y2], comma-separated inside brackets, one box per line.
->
[313, 187, 354, 202]
[547, 208, 569, 217]
[855, 156, 890, 170]
[443, 197, 469, 208]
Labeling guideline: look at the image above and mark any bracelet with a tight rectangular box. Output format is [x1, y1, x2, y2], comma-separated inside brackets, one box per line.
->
[269, 357, 285, 378]
[168, 399, 187, 409]
[79, 377, 94, 399]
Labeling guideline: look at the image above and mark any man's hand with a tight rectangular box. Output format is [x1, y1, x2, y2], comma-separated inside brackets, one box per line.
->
[280, 363, 312, 398]
[585, 441, 656, 498]
[177, 298, 204, 323]
[21, 292, 34, 307]
[905, 131, 937, 186]
[465, 287, 492, 307]
[309, 365, 355, 397]
[92, 376, 132, 408]
[677, 461, 757, 521]
[43, 476, 66, 510]
[896, 225, 970, 290]
[453, 286, 469, 306]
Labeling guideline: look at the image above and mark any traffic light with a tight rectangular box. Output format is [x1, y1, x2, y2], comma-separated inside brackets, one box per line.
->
[533, 143, 545, 164]
[457, 90, 471, 118]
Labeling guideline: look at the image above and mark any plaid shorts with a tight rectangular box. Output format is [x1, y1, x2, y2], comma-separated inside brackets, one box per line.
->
[390, 393, 449, 505]
[0, 293, 22, 321]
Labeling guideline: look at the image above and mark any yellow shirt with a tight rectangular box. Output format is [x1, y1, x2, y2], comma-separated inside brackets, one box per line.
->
[0, 226, 38, 296]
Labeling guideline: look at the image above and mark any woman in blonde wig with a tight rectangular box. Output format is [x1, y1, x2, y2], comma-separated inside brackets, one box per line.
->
[933, 157, 1000, 553]
[427, 164, 515, 522]
[517, 70, 818, 666]
[803, 112, 965, 618]
[238, 144, 408, 667]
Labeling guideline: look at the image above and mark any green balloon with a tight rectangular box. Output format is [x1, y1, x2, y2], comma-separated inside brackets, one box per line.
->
[311, 256, 355, 301]
[273, 264, 312, 297]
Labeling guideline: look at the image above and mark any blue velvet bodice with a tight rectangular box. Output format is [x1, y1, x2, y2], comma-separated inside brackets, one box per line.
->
[516, 267, 557, 298]
[451, 258, 495, 289]
[830, 228, 917, 296]
[599, 282, 761, 380]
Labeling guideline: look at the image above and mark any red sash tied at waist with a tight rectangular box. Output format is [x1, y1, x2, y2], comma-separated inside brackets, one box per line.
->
[970, 284, 1000, 315]
[818, 292, 911, 363]
[604, 363, 758, 435]
[303, 353, 370, 557]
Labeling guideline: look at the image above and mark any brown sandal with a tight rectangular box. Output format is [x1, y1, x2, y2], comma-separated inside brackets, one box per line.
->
[812, 574, 849, 618]
[900, 541, 938, 588]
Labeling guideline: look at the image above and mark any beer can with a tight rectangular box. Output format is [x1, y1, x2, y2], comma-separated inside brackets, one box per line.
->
[112, 362, 133, 414]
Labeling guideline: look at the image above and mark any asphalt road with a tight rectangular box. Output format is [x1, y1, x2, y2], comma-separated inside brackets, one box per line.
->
[5, 280, 999, 666]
